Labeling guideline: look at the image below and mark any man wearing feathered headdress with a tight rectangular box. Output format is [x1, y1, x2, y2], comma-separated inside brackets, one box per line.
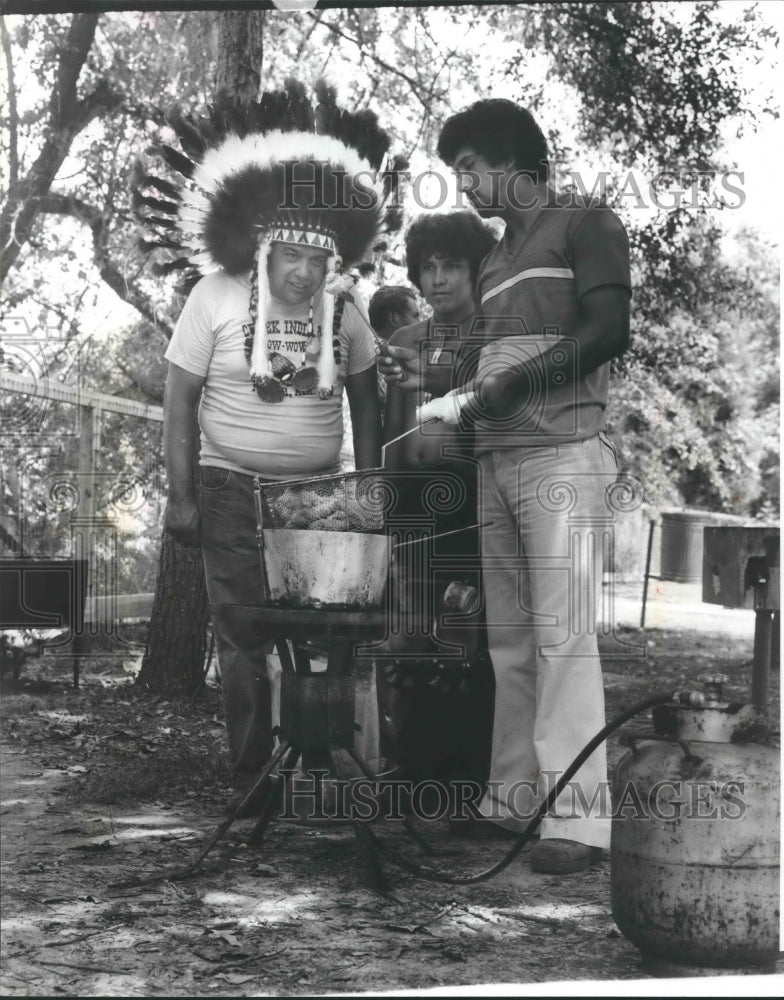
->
[136, 80, 403, 811]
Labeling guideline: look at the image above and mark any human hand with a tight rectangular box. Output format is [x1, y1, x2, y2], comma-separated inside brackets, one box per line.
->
[165, 496, 201, 547]
[376, 342, 425, 392]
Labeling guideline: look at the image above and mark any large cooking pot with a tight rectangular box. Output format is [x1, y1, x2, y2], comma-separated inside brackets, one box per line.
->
[261, 529, 390, 609]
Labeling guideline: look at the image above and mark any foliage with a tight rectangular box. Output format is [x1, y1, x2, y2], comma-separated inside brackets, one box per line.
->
[607, 218, 779, 513]
[506, 1, 778, 169]
[0, 4, 779, 611]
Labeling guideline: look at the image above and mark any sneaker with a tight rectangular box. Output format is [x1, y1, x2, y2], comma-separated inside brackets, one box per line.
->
[529, 838, 604, 874]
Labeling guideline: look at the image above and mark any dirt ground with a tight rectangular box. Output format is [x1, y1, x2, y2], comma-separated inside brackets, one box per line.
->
[1, 622, 781, 997]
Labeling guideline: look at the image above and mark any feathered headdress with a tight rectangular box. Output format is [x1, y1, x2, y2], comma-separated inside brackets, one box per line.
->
[134, 78, 406, 402]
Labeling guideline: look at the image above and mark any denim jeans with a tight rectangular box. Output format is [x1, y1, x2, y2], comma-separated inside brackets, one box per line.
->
[198, 466, 273, 778]
[477, 433, 619, 847]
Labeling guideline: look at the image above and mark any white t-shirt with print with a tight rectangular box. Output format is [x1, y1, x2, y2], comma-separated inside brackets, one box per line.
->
[164, 270, 376, 478]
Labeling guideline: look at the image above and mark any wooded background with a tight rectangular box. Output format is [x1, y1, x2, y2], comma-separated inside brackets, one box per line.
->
[0, 2, 779, 690]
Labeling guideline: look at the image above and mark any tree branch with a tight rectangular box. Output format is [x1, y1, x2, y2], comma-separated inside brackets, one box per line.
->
[311, 14, 437, 116]
[294, 7, 323, 61]
[0, 12, 124, 285]
[28, 290, 83, 346]
[37, 192, 174, 338]
[51, 12, 100, 124]
[0, 15, 19, 187]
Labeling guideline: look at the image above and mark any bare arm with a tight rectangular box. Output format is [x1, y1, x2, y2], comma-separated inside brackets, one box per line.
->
[345, 365, 382, 469]
[163, 362, 205, 546]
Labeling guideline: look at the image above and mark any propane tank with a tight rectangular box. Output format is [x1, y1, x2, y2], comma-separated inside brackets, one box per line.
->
[610, 674, 780, 976]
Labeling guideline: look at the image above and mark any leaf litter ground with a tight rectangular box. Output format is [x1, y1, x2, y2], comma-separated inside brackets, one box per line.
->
[1, 623, 780, 996]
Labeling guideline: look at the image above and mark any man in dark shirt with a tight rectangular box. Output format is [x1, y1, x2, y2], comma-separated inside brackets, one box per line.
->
[379, 100, 631, 873]
[379, 212, 497, 803]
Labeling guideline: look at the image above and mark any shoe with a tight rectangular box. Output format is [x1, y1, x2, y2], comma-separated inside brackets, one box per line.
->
[227, 776, 279, 820]
[529, 838, 604, 874]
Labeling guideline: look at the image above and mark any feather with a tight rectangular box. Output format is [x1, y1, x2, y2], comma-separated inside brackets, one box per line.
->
[282, 79, 315, 133]
[213, 102, 247, 141]
[142, 174, 181, 201]
[314, 78, 338, 109]
[249, 91, 296, 135]
[175, 209, 209, 231]
[381, 205, 404, 234]
[152, 257, 194, 275]
[158, 144, 195, 179]
[175, 273, 202, 296]
[284, 77, 309, 102]
[381, 154, 410, 199]
[137, 213, 179, 230]
[315, 100, 341, 140]
[132, 190, 179, 216]
[193, 112, 224, 148]
[168, 107, 209, 160]
[140, 81, 399, 282]
[187, 251, 217, 271]
[351, 109, 389, 168]
[137, 236, 182, 253]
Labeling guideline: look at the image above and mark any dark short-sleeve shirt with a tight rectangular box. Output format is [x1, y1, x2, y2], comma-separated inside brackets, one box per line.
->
[471, 196, 631, 451]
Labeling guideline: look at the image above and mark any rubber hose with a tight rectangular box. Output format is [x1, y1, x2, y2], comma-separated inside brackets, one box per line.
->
[366, 688, 678, 885]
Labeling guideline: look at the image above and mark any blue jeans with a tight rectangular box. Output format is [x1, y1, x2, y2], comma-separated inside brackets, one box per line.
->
[198, 466, 273, 778]
[477, 433, 619, 847]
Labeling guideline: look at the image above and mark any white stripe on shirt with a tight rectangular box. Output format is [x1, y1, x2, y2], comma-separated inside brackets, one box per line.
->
[480, 267, 574, 305]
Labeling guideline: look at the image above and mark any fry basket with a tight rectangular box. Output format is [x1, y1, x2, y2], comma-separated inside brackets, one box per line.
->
[253, 469, 393, 609]
[257, 468, 391, 533]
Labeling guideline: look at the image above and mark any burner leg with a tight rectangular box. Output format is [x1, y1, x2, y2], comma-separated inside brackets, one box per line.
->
[329, 748, 395, 899]
[347, 748, 454, 858]
[186, 739, 291, 873]
[247, 745, 301, 846]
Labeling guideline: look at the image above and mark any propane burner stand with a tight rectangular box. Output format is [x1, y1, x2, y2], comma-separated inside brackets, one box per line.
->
[185, 604, 439, 894]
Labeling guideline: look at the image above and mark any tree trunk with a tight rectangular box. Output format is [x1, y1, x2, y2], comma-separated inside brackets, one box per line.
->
[215, 9, 266, 100]
[139, 11, 265, 695]
[137, 525, 209, 695]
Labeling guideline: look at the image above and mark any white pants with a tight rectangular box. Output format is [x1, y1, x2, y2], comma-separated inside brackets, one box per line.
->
[477, 434, 619, 847]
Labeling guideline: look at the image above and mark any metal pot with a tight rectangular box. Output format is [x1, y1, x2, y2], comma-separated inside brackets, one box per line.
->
[261, 529, 390, 609]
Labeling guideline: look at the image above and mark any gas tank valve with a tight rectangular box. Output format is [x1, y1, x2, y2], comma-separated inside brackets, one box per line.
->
[654, 673, 755, 742]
